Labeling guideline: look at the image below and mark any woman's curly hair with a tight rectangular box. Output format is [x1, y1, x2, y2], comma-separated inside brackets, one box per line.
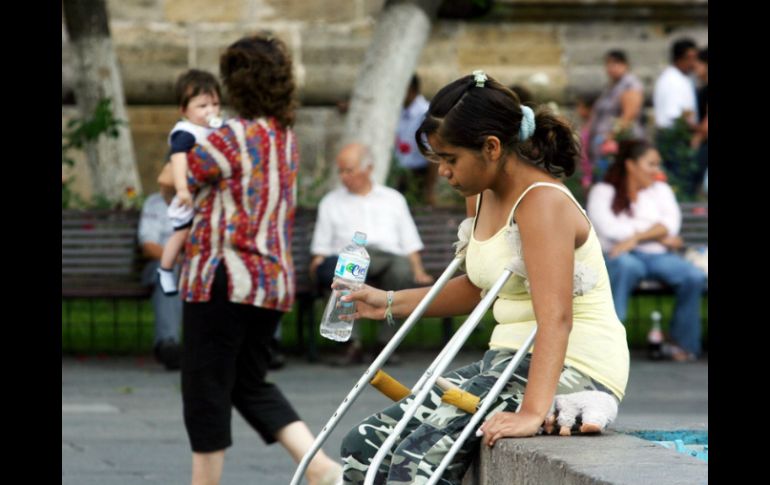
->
[219, 34, 296, 127]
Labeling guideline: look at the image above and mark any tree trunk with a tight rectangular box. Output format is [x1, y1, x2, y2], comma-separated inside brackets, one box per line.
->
[63, 0, 142, 202]
[343, 0, 443, 184]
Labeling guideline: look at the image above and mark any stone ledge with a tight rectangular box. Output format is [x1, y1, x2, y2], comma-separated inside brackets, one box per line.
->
[463, 430, 707, 485]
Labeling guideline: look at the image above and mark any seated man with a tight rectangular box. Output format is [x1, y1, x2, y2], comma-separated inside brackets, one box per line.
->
[138, 168, 183, 370]
[310, 142, 434, 364]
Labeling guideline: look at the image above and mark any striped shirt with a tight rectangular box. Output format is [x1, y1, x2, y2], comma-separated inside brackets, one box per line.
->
[179, 116, 298, 312]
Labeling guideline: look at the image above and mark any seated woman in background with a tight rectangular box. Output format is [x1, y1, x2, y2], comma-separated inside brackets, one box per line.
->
[586, 139, 706, 362]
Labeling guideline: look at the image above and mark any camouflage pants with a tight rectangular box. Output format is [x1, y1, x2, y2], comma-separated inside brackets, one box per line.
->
[341, 348, 615, 485]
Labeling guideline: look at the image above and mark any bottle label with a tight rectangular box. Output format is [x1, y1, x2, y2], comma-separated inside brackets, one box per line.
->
[334, 254, 369, 282]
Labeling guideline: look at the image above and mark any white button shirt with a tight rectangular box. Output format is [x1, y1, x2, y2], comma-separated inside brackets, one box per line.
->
[653, 66, 697, 128]
[311, 184, 424, 256]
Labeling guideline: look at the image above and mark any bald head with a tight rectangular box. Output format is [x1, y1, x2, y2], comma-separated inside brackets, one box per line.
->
[336, 143, 373, 195]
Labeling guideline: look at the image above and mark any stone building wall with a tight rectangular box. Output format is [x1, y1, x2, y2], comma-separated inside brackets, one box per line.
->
[62, 0, 707, 202]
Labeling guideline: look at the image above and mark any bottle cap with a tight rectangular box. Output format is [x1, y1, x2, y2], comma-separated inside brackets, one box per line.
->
[352, 231, 367, 245]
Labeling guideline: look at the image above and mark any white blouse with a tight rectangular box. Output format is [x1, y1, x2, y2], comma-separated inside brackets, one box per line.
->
[587, 181, 681, 255]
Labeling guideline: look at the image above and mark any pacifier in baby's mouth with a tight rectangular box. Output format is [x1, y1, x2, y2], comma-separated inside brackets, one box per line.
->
[206, 114, 223, 129]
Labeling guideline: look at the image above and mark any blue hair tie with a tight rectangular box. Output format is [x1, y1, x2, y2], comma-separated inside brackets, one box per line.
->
[519, 105, 536, 141]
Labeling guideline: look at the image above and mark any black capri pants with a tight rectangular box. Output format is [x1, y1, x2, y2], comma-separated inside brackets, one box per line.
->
[181, 263, 301, 452]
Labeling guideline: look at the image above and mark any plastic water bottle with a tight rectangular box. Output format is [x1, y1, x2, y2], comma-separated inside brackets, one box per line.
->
[647, 310, 663, 360]
[319, 231, 370, 342]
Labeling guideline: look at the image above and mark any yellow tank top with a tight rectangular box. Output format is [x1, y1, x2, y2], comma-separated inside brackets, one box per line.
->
[465, 182, 629, 400]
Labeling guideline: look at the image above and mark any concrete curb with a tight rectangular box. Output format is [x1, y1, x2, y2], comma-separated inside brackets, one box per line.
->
[463, 430, 707, 485]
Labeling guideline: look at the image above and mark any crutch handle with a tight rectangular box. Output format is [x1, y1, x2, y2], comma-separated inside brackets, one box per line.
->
[436, 377, 480, 414]
[441, 388, 480, 414]
[369, 369, 411, 402]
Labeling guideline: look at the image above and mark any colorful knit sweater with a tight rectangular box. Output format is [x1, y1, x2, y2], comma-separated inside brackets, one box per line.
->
[179, 116, 298, 312]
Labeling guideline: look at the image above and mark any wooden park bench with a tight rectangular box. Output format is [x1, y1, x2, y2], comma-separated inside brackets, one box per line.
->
[62, 200, 706, 355]
[61, 209, 151, 352]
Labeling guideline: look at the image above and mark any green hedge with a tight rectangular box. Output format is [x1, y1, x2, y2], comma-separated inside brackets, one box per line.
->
[62, 294, 707, 355]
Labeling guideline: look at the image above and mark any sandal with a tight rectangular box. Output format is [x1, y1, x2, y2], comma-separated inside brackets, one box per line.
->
[662, 343, 697, 362]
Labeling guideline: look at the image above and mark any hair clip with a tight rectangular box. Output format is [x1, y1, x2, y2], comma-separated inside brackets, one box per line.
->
[472, 70, 488, 88]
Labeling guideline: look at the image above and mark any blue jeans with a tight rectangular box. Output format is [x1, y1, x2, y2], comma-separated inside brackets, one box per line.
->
[605, 251, 706, 356]
[143, 261, 183, 344]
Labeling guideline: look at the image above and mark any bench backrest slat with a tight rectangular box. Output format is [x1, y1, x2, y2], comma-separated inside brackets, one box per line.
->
[62, 210, 148, 295]
[62, 201, 707, 298]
